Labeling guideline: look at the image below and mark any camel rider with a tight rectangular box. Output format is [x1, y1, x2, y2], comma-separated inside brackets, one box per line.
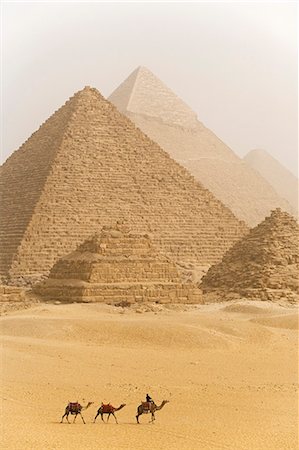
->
[146, 394, 154, 404]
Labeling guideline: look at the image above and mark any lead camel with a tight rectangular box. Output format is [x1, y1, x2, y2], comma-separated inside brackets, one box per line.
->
[136, 400, 169, 423]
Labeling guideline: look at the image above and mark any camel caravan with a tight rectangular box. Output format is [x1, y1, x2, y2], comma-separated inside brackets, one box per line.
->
[60, 396, 169, 424]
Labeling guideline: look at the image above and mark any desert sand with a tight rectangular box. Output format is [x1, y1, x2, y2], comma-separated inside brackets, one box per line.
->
[1, 300, 298, 449]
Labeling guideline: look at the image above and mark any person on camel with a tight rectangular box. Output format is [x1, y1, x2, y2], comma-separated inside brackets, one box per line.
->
[146, 393, 154, 404]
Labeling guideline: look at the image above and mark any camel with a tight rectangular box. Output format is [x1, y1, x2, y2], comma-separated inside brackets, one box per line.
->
[60, 401, 93, 424]
[94, 403, 126, 424]
[136, 400, 169, 423]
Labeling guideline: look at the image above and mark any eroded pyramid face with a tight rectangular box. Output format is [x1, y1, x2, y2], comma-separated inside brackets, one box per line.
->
[34, 224, 203, 304]
[201, 209, 299, 302]
[0, 86, 247, 285]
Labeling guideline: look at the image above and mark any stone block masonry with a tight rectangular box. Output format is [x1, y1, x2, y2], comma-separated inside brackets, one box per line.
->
[35, 224, 203, 304]
[0, 86, 248, 285]
[201, 209, 299, 303]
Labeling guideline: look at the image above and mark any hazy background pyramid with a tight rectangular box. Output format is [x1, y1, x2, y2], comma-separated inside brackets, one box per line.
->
[244, 149, 298, 214]
[109, 66, 294, 226]
[108, 66, 198, 129]
[0, 87, 248, 285]
[201, 209, 299, 302]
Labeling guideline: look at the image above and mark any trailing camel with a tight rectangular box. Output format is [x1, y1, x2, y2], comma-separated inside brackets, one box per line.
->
[136, 400, 169, 423]
[94, 403, 126, 424]
[61, 401, 93, 424]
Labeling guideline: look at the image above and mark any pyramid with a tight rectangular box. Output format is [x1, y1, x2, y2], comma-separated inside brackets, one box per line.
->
[200, 209, 299, 302]
[34, 222, 202, 303]
[0, 86, 248, 285]
[108, 66, 198, 129]
[109, 67, 294, 226]
[244, 149, 298, 214]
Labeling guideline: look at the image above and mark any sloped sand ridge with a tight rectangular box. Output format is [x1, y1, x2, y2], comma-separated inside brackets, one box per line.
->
[251, 314, 298, 330]
[222, 304, 270, 314]
[1, 301, 298, 450]
[221, 300, 286, 314]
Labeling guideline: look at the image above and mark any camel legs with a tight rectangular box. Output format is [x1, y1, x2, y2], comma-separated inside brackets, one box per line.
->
[72, 413, 85, 424]
[94, 411, 100, 423]
[151, 412, 155, 423]
[111, 412, 118, 424]
[136, 413, 141, 424]
[61, 412, 70, 423]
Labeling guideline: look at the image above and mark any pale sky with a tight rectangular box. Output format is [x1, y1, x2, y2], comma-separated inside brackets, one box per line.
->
[1, 1, 298, 175]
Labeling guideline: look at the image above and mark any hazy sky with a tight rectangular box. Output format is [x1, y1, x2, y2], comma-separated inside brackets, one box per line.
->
[2, 1, 298, 175]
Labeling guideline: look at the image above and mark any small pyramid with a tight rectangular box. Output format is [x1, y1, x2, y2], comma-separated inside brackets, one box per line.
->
[244, 149, 298, 213]
[109, 68, 294, 226]
[34, 223, 202, 304]
[109, 66, 198, 128]
[0, 86, 248, 285]
[201, 209, 299, 302]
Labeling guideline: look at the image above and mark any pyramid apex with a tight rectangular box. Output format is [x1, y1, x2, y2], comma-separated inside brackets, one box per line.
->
[245, 149, 269, 158]
[109, 67, 198, 128]
[268, 208, 296, 223]
[70, 85, 105, 101]
[201, 205, 299, 302]
[135, 65, 151, 73]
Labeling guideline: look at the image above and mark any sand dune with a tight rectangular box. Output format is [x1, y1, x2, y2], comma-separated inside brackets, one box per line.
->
[251, 314, 298, 330]
[1, 301, 298, 449]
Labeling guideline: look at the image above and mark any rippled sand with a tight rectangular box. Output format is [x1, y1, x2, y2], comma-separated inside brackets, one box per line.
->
[1, 300, 298, 449]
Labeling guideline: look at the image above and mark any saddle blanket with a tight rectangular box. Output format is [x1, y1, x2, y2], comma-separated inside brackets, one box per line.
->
[142, 402, 152, 411]
[101, 404, 113, 413]
[69, 402, 80, 411]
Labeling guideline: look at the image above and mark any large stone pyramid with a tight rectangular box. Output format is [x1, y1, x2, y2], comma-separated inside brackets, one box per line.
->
[109, 66, 294, 226]
[244, 149, 298, 214]
[35, 222, 202, 303]
[0, 86, 248, 285]
[201, 209, 299, 302]
[108, 66, 198, 129]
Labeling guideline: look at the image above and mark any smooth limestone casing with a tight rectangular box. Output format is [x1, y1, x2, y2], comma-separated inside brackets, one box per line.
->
[109, 66, 294, 226]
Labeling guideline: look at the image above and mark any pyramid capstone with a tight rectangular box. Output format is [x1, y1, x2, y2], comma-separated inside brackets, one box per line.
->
[109, 66, 198, 128]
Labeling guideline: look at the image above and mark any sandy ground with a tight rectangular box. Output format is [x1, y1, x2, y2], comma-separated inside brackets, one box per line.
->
[1, 300, 298, 449]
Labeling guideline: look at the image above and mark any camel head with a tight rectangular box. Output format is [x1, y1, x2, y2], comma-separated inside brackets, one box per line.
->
[158, 400, 169, 409]
[83, 402, 94, 410]
[117, 403, 126, 410]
